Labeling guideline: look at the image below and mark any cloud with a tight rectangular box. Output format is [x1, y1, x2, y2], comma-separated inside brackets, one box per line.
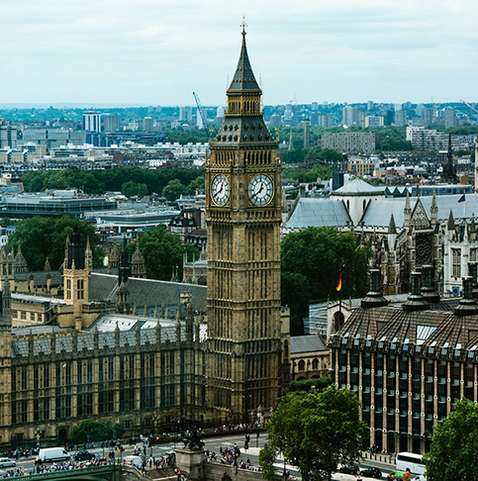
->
[0, 0, 477, 104]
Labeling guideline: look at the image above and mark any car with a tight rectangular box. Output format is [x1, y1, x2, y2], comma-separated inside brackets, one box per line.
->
[360, 466, 383, 479]
[339, 463, 359, 475]
[73, 450, 96, 462]
[0, 458, 16, 468]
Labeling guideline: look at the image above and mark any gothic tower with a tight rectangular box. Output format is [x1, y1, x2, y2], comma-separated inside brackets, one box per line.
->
[63, 232, 90, 329]
[206, 25, 283, 422]
[116, 237, 131, 314]
[0, 277, 12, 436]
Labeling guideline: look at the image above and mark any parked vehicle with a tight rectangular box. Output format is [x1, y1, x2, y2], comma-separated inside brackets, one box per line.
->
[0, 458, 16, 468]
[339, 463, 359, 475]
[361, 466, 383, 479]
[123, 455, 143, 469]
[73, 450, 96, 462]
[36, 447, 71, 463]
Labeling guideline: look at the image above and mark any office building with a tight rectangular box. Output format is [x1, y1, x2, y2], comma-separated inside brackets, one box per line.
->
[83, 111, 102, 133]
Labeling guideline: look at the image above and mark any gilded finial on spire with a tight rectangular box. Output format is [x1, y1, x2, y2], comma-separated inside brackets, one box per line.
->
[241, 16, 247, 36]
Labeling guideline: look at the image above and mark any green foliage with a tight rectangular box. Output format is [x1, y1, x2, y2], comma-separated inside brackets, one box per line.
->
[162, 128, 211, 144]
[259, 444, 277, 481]
[260, 387, 368, 481]
[121, 180, 148, 198]
[69, 419, 124, 444]
[425, 399, 478, 481]
[289, 376, 333, 392]
[162, 179, 186, 202]
[8, 216, 97, 271]
[283, 165, 332, 183]
[22, 167, 203, 196]
[446, 125, 478, 135]
[137, 226, 197, 280]
[374, 127, 413, 151]
[281, 228, 370, 334]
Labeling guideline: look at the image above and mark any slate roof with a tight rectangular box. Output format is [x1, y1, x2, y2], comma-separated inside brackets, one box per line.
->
[285, 198, 352, 229]
[227, 31, 261, 93]
[361, 194, 478, 228]
[290, 335, 326, 354]
[89, 273, 207, 313]
[332, 178, 385, 196]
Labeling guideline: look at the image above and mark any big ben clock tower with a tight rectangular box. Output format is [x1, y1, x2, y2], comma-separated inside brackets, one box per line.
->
[206, 24, 283, 422]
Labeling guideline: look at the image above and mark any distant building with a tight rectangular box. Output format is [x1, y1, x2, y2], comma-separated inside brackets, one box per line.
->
[444, 108, 458, 129]
[0, 125, 18, 149]
[342, 106, 364, 127]
[83, 111, 102, 133]
[101, 113, 120, 133]
[303, 120, 310, 149]
[143, 117, 154, 132]
[321, 131, 375, 155]
[364, 115, 384, 128]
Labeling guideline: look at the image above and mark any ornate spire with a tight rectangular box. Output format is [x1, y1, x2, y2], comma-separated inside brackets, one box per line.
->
[447, 209, 456, 231]
[43, 257, 51, 272]
[227, 20, 261, 94]
[388, 213, 397, 234]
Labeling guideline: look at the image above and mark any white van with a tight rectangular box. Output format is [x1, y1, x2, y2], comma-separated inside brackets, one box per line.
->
[0, 458, 15, 468]
[36, 447, 71, 463]
[123, 455, 143, 469]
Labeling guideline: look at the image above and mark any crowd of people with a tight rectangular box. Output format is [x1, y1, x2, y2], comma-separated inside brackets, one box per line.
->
[204, 441, 260, 474]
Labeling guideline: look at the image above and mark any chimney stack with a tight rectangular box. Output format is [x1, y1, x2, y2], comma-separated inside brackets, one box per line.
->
[455, 277, 478, 316]
[361, 269, 389, 308]
[403, 271, 430, 311]
[420, 265, 440, 304]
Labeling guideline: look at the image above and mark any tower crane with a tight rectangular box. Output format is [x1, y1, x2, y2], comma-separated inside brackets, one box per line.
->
[192, 91, 208, 130]
[461, 99, 478, 117]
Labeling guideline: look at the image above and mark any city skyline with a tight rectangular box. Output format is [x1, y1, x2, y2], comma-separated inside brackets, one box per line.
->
[1, 0, 477, 105]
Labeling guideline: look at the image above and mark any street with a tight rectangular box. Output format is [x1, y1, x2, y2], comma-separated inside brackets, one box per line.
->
[8, 433, 395, 481]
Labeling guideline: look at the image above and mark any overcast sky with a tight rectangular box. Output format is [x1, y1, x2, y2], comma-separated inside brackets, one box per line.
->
[1, 0, 477, 106]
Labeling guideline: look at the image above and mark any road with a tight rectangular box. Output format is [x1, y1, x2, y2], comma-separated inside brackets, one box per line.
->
[8, 434, 396, 480]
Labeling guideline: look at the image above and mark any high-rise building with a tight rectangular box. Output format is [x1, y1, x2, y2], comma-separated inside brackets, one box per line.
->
[303, 120, 311, 149]
[342, 106, 365, 127]
[143, 117, 154, 132]
[101, 113, 120, 133]
[364, 115, 384, 128]
[82, 111, 101, 132]
[0, 125, 18, 149]
[205, 27, 286, 422]
[444, 108, 458, 129]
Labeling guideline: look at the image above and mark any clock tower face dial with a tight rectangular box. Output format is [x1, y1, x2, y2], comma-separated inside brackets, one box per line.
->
[211, 174, 230, 206]
[248, 174, 274, 206]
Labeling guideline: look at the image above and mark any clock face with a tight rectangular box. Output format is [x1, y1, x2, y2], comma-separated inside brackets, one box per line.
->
[248, 174, 274, 206]
[211, 174, 230, 206]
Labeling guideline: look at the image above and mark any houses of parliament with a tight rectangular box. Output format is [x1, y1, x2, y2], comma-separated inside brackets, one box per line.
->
[0, 28, 291, 444]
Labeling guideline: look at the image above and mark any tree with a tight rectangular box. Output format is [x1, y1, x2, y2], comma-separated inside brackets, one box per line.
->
[137, 226, 197, 281]
[121, 180, 148, 198]
[8, 216, 98, 271]
[425, 399, 478, 481]
[289, 376, 333, 392]
[281, 227, 370, 335]
[162, 179, 186, 202]
[70, 419, 124, 444]
[260, 387, 368, 481]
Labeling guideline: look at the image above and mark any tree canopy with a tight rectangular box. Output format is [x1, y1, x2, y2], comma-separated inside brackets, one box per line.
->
[162, 179, 186, 201]
[260, 387, 368, 481]
[69, 419, 124, 444]
[8, 216, 98, 271]
[121, 180, 148, 198]
[281, 227, 370, 335]
[22, 166, 203, 196]
[425, 399, 478, 481]
[136, 226, 197, 281]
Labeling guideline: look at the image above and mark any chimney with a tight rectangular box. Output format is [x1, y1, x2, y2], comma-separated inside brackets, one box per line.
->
[454, 277, 478, 316]
[420, 265, 440, 304]
[468, 262, 478, 300]
[403, 271, 430, 311]
[361, 269, 389, 308]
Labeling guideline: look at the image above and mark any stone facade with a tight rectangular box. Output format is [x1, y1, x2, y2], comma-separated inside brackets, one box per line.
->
[205, 29, 288, 423]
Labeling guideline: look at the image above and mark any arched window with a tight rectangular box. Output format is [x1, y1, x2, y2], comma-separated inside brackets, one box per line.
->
[298, 360, 305, 371]
[312, 358, 319, 370]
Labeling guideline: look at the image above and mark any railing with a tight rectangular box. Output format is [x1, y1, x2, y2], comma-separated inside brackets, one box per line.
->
[363, 451, 396, 465]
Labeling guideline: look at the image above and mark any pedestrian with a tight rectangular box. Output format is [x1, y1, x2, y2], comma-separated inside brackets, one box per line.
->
[403, 468, 412, 481]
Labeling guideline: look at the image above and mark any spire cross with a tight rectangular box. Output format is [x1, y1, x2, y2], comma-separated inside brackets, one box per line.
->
[241, 16, 247, 36]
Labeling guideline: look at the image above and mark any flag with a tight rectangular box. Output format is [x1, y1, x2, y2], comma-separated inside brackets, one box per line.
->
[458, 194, 466, 203]
[336, 272, 342, 292]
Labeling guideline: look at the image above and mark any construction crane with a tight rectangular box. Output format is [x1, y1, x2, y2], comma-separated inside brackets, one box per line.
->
[461, 99, 478, 117]
[192, 91, 208, 130]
